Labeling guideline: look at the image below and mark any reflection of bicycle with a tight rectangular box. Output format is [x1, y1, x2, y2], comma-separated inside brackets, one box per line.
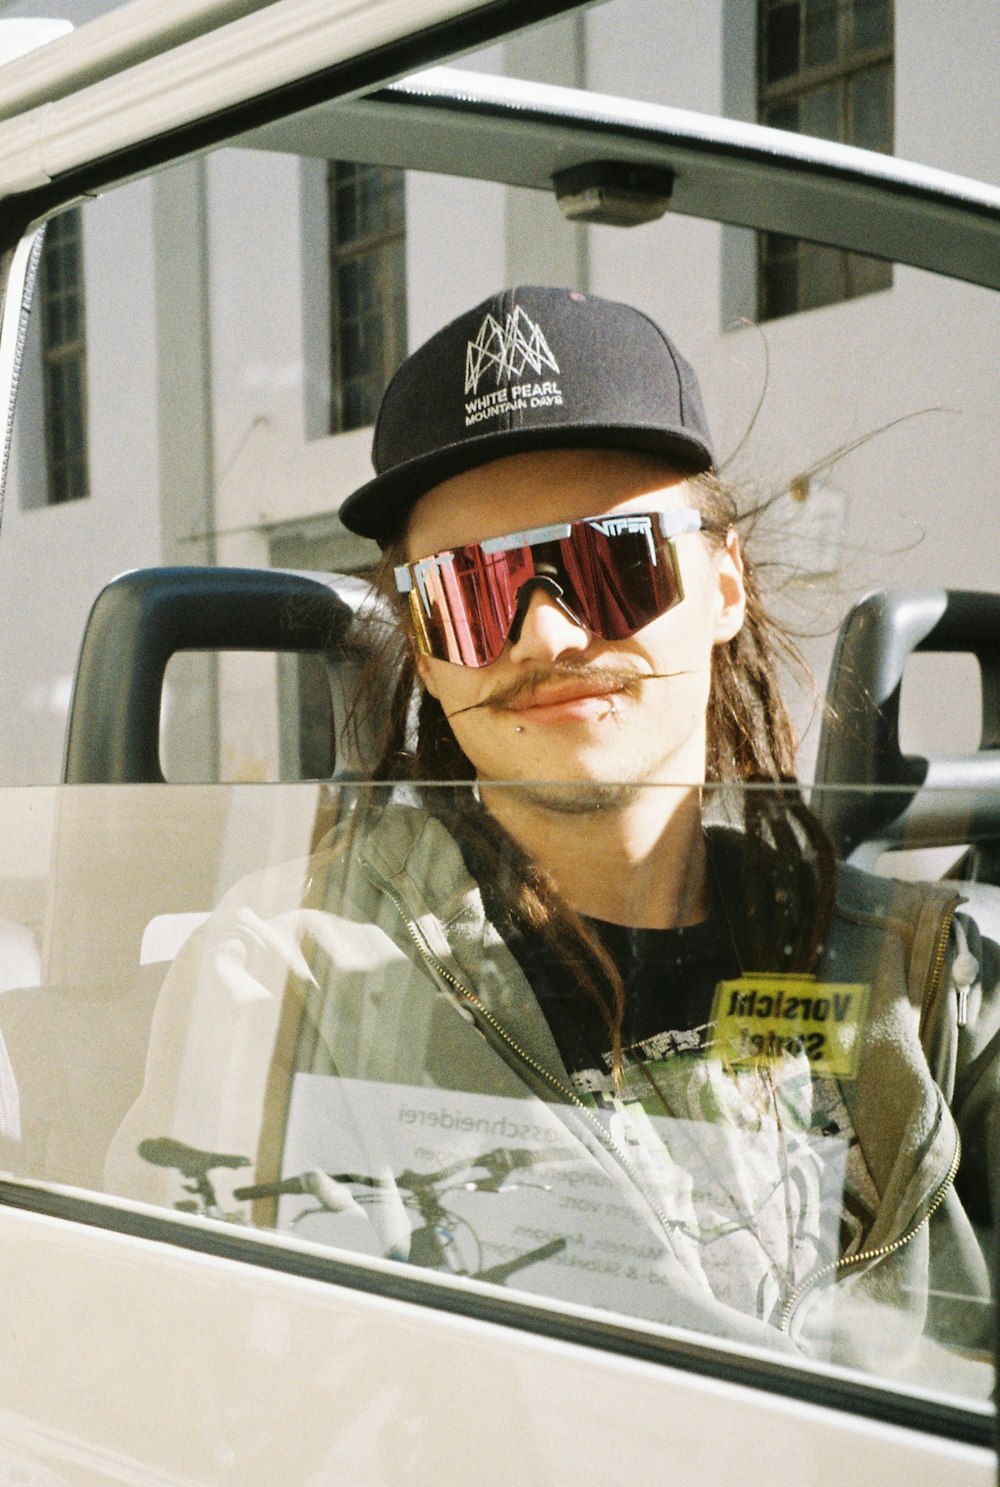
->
[139, 1137, 568, 1284]
[137, 1137, 251, 1223]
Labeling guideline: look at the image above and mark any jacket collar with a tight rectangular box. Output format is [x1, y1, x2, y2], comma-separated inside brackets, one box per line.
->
[359, 799, 575, 1084]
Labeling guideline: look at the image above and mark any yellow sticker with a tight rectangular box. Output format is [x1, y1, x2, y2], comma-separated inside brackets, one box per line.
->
[710, 974, 870, 1078]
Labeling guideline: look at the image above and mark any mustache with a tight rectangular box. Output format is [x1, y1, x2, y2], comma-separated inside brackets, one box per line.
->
[443, 663, 703, 720]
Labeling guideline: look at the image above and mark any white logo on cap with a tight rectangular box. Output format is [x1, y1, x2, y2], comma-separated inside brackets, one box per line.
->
[465, 307, 560, 394]
[463, 307, 564, 427]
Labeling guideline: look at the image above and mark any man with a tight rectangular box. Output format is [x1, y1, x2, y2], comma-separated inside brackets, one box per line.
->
[110, 288, 995, 1385]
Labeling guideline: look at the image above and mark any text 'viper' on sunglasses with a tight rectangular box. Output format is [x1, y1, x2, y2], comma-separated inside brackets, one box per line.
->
[395, 508, 703, 667]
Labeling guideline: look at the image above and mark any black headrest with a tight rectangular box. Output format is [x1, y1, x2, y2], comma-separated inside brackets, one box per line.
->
[64, 567, 369, 784]
[813, 589, 1000, 860]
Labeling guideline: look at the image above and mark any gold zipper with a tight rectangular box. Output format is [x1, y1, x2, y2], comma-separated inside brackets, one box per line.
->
[917, 900, 958, 1045]
[780, 1128, 961, 1333]
[362, 865, 686, 1245]
[781, 896, 963, 1331]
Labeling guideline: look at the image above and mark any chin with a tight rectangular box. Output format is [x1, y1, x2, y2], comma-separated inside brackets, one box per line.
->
[505, 779, 640, 814]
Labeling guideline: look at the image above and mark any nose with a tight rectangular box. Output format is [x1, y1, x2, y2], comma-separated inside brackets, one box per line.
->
[507, 586, 591, 664]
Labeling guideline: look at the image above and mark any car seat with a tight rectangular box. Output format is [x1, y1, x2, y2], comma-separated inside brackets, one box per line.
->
[63, 565, 377, 784]
[813, 588, 1000, 880]
[1, 565, 382, 1187]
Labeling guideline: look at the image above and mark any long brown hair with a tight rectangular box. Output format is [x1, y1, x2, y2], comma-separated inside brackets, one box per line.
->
[348, 467, 836, 1077]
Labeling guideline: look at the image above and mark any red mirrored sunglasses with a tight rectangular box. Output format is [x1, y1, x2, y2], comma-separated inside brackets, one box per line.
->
[395, 508, 702, 668]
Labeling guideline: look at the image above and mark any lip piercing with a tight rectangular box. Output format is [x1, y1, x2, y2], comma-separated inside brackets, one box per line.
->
[515, 725, 524, 733]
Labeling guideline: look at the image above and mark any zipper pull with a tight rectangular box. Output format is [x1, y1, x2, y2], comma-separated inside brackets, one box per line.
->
[951, 915, 978, 1030]
[957, 983, 970, 1028]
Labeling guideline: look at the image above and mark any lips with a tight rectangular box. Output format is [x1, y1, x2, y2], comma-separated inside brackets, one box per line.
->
[508, 681, 616, 713]
[505, 679, 626, 718]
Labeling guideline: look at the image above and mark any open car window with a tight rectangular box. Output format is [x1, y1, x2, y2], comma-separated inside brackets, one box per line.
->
[0, 2, 998, 1463]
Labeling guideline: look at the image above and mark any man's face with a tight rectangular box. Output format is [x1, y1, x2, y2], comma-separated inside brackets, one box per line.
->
[405, 448, 745, 803]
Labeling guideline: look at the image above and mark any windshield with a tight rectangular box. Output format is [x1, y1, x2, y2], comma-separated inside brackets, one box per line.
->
[0, 0, 997, 1454]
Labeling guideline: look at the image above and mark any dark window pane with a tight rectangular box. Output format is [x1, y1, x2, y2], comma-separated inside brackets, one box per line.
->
[334, 164, 358, 242]
[348, 318, 377, 381]
[38, 206, 89, 504]
[339, 321, 364, 380]
[847, 250, 893, 297]
[761, 240, 803, 319]
[337, 257, 360, 315]
[799, 82, 840, 141]
[765, 230, 799, 261]
[63, 296, 81, 346]
[766, 99, 800, 131]
[333, 162, 405, 248]
[852, 0, 890, 51]
[764, 1, 801, 82]
[329, 162, 407, 434]
[343, 377, 376, 430]
[63, 361, 85, 441]
[358, 167, 382, 237]
[62, 234, 79, 282]
[757, 0, 893, 324]
[804, 0, 838, 65]
[850, 65, 892, 152]
[798, 242, 844, 309]
[46, 248, 65, 294]
[383, 170, 405, 216]
[44, 297, 64, 346]
[389, 238, 407, 367]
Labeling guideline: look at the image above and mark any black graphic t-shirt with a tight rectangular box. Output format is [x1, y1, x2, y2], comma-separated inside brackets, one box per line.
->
[486, 828, 744, 1078]
[517, 904, 739, 1078]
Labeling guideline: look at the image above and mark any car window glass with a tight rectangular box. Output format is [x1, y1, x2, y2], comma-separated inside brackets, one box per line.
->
[0, 776, 996, 1414]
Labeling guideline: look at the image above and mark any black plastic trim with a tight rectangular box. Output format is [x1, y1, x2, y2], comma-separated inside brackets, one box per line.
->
[0, 1179, 990, 1450]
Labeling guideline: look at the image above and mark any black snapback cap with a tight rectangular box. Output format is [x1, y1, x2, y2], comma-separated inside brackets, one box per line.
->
[339, 285, 715, 543]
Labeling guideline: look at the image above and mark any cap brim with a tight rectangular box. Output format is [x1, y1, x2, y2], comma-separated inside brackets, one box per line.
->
[339, 422, 714, 542]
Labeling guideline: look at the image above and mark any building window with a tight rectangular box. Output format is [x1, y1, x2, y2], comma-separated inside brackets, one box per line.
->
[38, 207, 90, 503]
[328, 162, 407, 432]
[757, 0, 894, 320]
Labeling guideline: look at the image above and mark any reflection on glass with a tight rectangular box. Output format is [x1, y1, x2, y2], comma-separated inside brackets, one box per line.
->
[1, 780, 994, 1403]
